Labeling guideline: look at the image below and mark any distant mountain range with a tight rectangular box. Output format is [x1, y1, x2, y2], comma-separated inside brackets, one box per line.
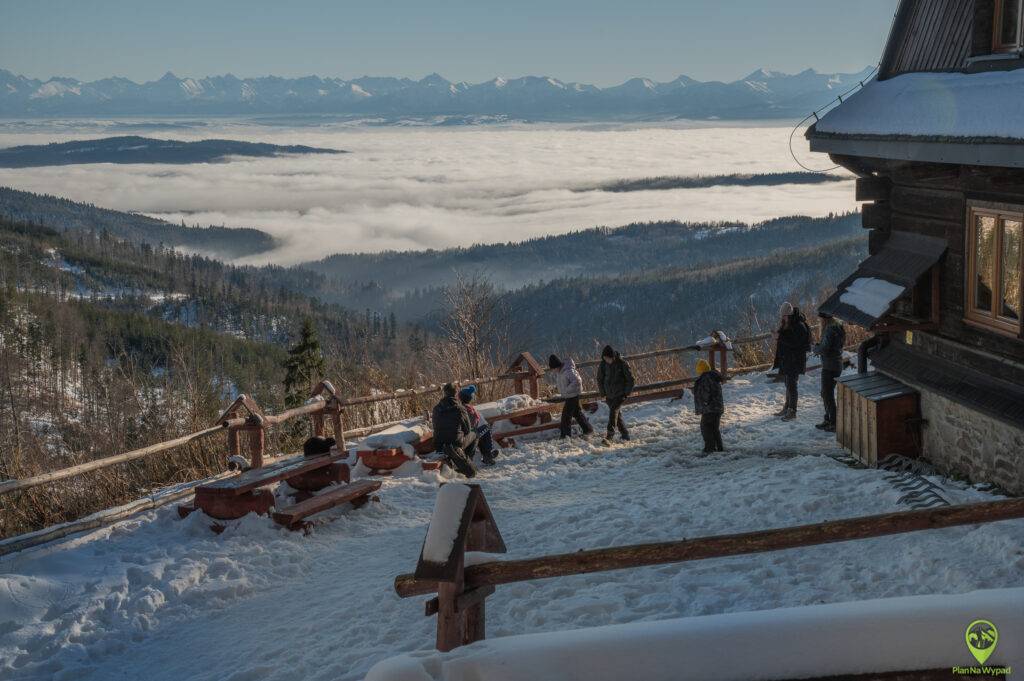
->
[0, 67, 874, 119]
[0, 136, 345, 167]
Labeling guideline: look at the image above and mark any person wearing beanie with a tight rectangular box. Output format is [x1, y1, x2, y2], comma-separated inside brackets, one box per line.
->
[693, 358, 725, 453]
[547, 354, 593, 439]
[773, 303, 811, 421]
[596, 344, 635, 443]
[458, 385, 497, 465]
[813, 311, 846, 432]
[431, 383, 477, 478]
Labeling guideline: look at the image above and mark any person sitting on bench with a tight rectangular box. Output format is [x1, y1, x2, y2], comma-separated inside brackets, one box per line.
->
[432, 383, 478, 478]
[458, 384, 497, 466]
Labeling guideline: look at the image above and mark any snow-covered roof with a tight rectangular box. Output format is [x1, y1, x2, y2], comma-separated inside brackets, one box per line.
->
[819, 232, 947, 328]
[808, 68, 1024, 168]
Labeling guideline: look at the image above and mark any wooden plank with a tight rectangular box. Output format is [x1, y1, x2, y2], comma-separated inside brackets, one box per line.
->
[271, 480, 381, 526]
[200, 451, 344, 496]
[0, 424, 225, 496]
[394, 497, 1024, 597]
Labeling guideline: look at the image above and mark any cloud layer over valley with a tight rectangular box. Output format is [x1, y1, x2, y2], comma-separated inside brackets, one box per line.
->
[0, 120, 856, 264]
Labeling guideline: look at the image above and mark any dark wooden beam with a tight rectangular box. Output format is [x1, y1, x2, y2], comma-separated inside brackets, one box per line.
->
[855, 176, 891, 202]
[861, 202, 892, 230]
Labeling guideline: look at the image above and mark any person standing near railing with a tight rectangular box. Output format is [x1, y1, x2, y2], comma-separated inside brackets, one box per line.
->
[693, 358, 725, 453]
[773, 303, 811, 422]
[813, 311, 846, 432]
[597, 345, 635, 444]
[547, 354, 594, 439]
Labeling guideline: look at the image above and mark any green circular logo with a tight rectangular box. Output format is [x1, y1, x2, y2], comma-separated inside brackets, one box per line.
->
[965, 619, 998, 665]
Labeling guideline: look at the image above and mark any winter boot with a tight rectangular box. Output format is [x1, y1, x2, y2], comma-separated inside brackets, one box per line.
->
[444, 444, 477, 478]
[823, 422, 836, 433]
[774, 406, 789, 417]
[814, 421, 831, 430]
[781, 409, 797, 421]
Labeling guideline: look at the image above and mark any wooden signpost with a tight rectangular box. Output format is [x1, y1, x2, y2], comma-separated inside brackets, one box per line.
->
[414, 483, 506, 651]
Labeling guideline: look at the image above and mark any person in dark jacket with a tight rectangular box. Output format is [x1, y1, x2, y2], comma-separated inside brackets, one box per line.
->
[773, 303, 811, 421]
[813, 311, 846, 432]
[458, 384, 496, 465]
[692, 358, 725, 453]
[431, 383, 477, 478]
[548, 354, 593, 439]
[596, 345, 635, 442]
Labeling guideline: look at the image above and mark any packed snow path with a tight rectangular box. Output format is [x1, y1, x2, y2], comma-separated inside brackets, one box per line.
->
[2, 374, 1023, 681]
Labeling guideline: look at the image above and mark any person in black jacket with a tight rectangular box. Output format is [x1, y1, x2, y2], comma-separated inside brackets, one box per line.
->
[597, 345, 635, 442]
[431, 383, 477, 478]
[813, 311, 846, 432]
[773, 303, 811, 422]
[692, 358, 725, 453]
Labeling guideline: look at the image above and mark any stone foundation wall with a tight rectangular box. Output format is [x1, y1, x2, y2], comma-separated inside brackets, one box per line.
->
[913, 385, 1024, 494]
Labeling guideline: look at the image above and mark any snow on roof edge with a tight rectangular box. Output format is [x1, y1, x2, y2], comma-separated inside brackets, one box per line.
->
[811, 68, 1024, 141]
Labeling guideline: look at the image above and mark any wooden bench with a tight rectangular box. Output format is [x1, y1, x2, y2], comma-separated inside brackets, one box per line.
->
[272, 480, 382, 530]
[179, 450, 350, 521]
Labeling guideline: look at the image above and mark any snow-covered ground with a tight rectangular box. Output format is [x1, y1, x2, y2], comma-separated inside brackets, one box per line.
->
[2, 372, 1023, 681]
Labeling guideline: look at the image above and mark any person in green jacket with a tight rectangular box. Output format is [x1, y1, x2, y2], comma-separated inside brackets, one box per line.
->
[597, 344, 635, 443]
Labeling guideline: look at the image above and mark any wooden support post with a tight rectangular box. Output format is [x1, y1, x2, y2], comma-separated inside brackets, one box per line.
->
[248, 426, 266, 469]
[312, 414, 326, 437]
[414, 484, 507, 652]
[331, 408, 344, 445]
[930, 265, 941, 327]
[227, 428, 241, 458]
[435, 555, 465, 652]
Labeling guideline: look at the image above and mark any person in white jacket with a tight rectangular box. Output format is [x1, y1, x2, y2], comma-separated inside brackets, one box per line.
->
[548, 354, 594, 439]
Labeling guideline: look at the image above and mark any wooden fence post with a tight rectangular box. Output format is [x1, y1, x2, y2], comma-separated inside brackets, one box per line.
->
[216, 395, 266, 468]
[415, 483, 506, 651]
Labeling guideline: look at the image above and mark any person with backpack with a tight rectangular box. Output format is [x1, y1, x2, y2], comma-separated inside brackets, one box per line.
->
[431, 383, 477, 478]
[692, 358, 725, 453]
[597, 345, 635, 443]
[813, 311, 846, 432]
[458, 384, 497, 465]
[548, 354, 594, 439]
[773, 303, 811, 421]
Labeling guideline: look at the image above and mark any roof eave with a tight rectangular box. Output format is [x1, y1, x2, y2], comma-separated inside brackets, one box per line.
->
[807, 134, 1024, 169]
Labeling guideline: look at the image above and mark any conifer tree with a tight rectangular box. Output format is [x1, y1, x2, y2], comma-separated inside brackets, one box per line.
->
[282, 318, 324, 408]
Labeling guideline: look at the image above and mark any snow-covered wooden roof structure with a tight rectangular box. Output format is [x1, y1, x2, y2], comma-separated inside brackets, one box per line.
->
[808, 70, 1024, 168]
[806, 0, 1024, 168]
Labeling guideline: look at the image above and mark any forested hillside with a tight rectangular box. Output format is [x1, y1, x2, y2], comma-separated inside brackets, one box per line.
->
[306, 212, 862, 302]
[0, 187, 276, 259]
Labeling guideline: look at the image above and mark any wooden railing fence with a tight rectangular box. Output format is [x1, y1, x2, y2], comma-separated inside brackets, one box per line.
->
[395, 484, 1024, 652]
[0, 332, 769, 499]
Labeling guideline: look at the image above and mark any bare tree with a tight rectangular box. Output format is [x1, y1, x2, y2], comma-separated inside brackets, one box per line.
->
[429, 273, 513, 381]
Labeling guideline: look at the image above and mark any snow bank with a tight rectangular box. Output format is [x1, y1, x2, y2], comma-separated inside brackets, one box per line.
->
[367, 587, 1024, 681]
[838, 277, 904, 319]
[816, 69, 1024, 140]
[422, 484, 472, 564]
[493, 394, 543, 413]
[362, 419, 432, 449]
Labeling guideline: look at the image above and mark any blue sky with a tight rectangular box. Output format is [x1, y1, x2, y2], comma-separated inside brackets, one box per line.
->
[0, 0, 898, 85]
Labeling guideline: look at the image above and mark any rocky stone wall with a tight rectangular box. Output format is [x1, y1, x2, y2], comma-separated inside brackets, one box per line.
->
[915, 385, 1024, 494]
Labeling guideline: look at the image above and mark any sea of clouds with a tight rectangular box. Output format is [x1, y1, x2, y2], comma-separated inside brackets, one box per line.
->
[0, 119, 857, 265]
